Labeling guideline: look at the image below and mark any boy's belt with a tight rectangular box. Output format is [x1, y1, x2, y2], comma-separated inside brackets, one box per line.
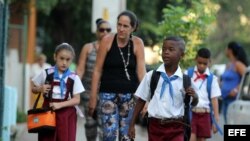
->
[150, 117, 184, 125]
[192, 107, 210, 113]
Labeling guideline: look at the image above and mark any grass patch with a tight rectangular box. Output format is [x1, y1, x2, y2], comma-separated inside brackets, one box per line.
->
[16, 109, 27, 123]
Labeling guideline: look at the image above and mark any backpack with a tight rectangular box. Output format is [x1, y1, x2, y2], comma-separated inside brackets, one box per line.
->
[149, 70, 192, 141]
[44, 68, 75, 101]
[187, 67, 223, 135]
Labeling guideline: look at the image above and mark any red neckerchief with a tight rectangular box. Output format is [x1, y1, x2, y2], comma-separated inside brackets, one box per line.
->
[194, 71, 207, 82]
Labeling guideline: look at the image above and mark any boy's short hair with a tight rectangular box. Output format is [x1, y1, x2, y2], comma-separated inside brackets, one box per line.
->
[164, 36, 186, 52]
[196, 48, 211, 59]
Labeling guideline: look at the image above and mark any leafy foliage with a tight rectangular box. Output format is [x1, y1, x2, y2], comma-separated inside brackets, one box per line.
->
[10, 0, 235, 66]
[208, 0, 250, 63]
[127, 0, 161, 46]
[17, 109, 26, 123]
[36, 0, 94, 64]
[38, 0, 167, 63]
[158, 0, 217, 69]
[36, 0, 58, 15]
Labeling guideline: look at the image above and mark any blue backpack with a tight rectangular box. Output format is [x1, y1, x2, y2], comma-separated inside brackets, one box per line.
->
[187, 67, 223, 135]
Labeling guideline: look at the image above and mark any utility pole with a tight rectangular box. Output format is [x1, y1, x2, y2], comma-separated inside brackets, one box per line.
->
[27, 0, 36, 64]
[0, 0, 8, 138]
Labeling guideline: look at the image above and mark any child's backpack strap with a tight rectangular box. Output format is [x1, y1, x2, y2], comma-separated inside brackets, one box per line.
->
[207, 73, 223, 135]
[45, 68, 54, 84]
[187, 67, 195, 78]
[183, 74, 191, 116]
[65, 73, 75, 100]
[206, 73, 213, 100]
[183, 74, 191, 141]
[183, 74, 191, 107]
[45, 68, 54, 100]
[145, 70, 160, 124]
[150, 70, 161, 99]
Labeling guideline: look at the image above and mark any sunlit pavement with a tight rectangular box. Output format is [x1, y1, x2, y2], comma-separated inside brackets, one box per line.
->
[13, 112, 224, 141]
[13, 116, 147, 141]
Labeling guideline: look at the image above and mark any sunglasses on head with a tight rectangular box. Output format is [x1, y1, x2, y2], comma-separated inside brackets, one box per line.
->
[98, 28, 111, 33]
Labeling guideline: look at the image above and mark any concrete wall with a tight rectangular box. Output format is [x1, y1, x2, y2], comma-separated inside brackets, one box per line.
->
[5, 49, 30, 113]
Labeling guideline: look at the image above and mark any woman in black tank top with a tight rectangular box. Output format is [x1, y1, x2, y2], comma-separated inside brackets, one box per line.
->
[88, 10, 146, 141]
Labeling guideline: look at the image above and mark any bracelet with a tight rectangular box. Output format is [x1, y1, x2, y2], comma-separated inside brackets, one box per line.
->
[233, 88, 238, 93]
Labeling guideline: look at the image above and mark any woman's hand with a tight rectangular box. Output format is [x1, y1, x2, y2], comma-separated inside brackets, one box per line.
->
[229, 88, 238, 98]
[88, 95, 97, 117]
[128, 124, 136, 140]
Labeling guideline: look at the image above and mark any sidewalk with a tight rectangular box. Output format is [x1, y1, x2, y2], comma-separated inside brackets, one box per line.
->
[12, 113, 223, 141]
[13, 115, 85, 141]
[13, 116, 148, 141]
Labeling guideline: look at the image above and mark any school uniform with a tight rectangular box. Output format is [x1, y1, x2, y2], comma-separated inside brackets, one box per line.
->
[186, 66, 221, 138]
[32, 67, 85, 141]
[135, 64, 186, 141]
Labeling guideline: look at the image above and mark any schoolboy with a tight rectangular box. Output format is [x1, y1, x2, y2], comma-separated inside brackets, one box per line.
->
[187, 48, 221, 141]
[128, 36, 198, 141]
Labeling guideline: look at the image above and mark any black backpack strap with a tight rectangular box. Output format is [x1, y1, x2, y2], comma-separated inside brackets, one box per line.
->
[183, 74, 191, 121]
[183, 74, 191, 105]
[183, 74, 192, 141]
[144, 70, 160, 126]
[45, 69, 54, 84]
[32, 93, 41, 109]
[150, 70, 161, 99]
[65, 74, 75, 100]
[45, 68, 54, 101]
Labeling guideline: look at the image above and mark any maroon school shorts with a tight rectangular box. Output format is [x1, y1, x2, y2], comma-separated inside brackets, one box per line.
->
[191, 112, 211, 138]
[148, 117, 185, 141]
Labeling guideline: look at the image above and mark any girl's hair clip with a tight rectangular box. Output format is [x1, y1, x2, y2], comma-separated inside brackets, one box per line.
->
[61, 42, 70, 46]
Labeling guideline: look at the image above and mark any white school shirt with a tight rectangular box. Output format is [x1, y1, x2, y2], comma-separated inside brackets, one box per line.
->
[135, 64, 185, 119]
[32, 68, 85, 99]
[184, 66, 221, 109]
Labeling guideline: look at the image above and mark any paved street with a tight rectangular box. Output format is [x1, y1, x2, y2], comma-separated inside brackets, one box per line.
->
[13, 103, 224, 141]
[13, 116, 148, 141]
[13, 114, 224, 141]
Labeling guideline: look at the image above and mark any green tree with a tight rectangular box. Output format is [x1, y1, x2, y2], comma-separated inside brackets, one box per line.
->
[208, 0, 250, 63]
[127, 0, 184, 46]
[127, 0, 161, 46]
[36, 0, 58, 15]
[39, 0, 167, 63]
[158, 0, 217, 69]
[36, 0, 94, 64]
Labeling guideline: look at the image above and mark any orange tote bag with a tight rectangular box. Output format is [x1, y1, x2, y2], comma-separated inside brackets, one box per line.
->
[27, 92, 56, 133]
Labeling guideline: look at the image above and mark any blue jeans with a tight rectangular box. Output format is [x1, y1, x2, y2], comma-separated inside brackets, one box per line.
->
[99, 92, 135, 141]
[222, 98, 235, 124]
